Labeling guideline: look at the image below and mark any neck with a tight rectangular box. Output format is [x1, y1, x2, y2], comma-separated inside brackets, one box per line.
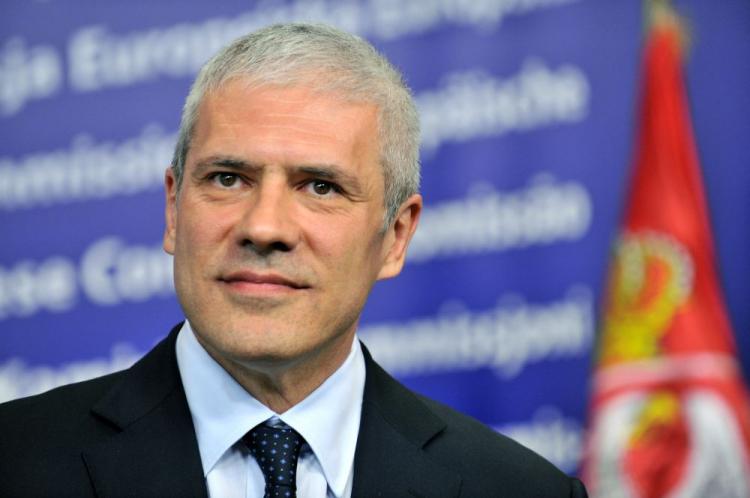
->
[200, 334, 355, 413]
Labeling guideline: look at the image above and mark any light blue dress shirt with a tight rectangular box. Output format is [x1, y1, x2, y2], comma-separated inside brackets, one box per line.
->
[175, 321, 366, 498]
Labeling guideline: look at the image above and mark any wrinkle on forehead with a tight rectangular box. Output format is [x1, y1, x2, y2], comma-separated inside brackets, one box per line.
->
[195, 80, 379, 162]
[187, 80, 385, 208]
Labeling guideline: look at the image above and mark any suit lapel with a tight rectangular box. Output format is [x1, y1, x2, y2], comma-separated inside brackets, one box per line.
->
[82, 325, 207, 498]
[352, 345, 462, 498]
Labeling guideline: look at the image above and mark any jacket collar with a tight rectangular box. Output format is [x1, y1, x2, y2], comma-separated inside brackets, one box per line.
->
[352, 344, 462, 498]
[82, 324, 207, 498]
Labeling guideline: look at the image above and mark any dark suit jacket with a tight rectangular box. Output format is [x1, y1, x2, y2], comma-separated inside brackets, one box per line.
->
[0, 325, 587, 497]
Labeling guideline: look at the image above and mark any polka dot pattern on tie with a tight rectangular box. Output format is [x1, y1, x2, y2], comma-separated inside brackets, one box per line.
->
[244, 423, 304, 498]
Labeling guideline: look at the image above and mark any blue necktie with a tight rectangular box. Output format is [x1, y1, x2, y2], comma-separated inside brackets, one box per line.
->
[244, 423, 304, 498]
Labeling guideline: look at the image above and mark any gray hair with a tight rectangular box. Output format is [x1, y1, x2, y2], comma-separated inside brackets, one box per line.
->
[171, 22, 420, 227]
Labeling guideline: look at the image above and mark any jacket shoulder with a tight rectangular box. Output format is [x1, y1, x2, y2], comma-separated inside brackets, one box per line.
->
[0, 369, 127, 445]
[0, 328, 189, 498]
[361, 345, 586, 497]
[0, 371, 128, 498]
[2, 368, 124, 406]
[415, 393, 584, 497]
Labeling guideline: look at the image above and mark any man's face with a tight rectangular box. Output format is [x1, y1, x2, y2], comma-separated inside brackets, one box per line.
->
[164, 80, 420, 375]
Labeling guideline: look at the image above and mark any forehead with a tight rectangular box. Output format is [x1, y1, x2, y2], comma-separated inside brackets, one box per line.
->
[190, 79, 381, 169]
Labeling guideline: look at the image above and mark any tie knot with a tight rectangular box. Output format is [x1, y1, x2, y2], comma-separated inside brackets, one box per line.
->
[244, 423, 304, 497]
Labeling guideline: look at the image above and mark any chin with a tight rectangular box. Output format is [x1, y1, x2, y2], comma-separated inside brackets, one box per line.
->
[220, 327, 306, 359]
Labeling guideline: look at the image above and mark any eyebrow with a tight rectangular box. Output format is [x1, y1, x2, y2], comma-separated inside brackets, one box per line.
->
[193, 156, 262, 175]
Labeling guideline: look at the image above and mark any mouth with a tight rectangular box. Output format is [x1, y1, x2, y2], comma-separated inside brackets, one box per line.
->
[218, 270, 309, 296]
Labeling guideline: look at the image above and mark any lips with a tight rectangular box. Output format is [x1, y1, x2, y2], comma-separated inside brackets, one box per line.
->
[219, 270, 309, 290]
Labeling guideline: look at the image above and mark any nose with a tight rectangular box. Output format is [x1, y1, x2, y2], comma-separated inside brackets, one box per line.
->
[236, 179, 300, 254]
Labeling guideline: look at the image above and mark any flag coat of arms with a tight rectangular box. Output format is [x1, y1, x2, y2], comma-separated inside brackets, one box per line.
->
[583, 6, 750, 498]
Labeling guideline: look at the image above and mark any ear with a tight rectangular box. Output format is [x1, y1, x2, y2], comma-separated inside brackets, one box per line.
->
[163, 167, 178, 255]
[377, 194, 422, 281]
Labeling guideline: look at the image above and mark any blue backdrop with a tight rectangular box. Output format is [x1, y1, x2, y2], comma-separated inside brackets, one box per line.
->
[2, 0, 749, 474]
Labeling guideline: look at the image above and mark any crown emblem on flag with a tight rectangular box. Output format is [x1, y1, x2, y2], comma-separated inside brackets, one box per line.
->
[600, 231, 693, 367]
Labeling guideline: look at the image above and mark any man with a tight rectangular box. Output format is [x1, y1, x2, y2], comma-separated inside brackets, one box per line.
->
[0, 23, 587, 497]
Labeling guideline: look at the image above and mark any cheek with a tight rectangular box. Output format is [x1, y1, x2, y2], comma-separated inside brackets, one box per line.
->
[305, 217, 367, 260]
[172, 215, 226, 296]
[172, 214, 229, 276]
[177, 203, 234, 245]
[175, 220, 204, 254]
[317, 226, 385, 279]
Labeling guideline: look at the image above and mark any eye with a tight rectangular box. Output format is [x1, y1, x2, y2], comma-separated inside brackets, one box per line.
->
[212, 172, 240, 188]
[309, 180, 336, 196]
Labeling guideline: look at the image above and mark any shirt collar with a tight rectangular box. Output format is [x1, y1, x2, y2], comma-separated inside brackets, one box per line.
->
[175, 321, 365, 498]
[278, 333, 365, 497]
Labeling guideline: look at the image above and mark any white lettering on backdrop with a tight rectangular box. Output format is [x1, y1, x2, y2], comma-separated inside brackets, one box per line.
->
[1, 0, 579, 115]
[0, 124, 174, 210]
[360, 286, 593, 379]
[0, 38, 64, 116]
[409, 175, 591, 262]
[418, 60, 590, 154]
[0, 237, 172, 321]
